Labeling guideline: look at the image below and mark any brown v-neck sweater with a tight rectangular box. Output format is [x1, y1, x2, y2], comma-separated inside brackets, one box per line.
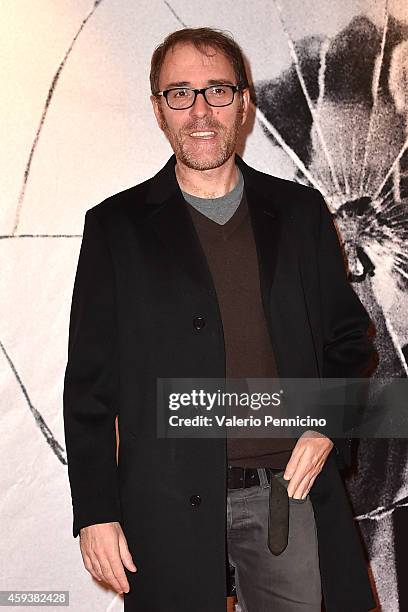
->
[183, 188, 297, 469]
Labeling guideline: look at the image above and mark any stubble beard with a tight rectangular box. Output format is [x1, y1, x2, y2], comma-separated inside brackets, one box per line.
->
[158, 104, 244, 171]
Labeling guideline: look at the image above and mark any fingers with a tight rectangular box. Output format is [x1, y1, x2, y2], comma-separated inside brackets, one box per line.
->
[283, 446, 304, 481]
[82, 551, 102, 582]
[91, 555, 104, 582]
[118, 531, 138, 573]
[79, 522, 133, 594]
[287, 465, 315, 499]
[285, 436, 333, 497]
[307, 472, 319, 493]
[285, 455, 321, 498]
[98, 555, 129, 594]
[289, 468, 316, 499]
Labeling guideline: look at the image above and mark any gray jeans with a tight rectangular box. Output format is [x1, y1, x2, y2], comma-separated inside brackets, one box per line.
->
[227, 468, 322, 612]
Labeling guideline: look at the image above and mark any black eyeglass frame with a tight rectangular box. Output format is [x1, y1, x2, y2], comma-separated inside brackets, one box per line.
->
[154, 84, 244, 109]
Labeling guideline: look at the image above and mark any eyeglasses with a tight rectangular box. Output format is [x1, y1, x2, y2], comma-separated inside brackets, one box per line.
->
[154, 84, 242, 110]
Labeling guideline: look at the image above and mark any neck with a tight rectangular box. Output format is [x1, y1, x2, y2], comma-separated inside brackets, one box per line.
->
[174, 155, 239, 198]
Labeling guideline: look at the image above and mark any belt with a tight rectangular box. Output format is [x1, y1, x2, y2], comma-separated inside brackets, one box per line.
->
[227, 465, 284, 489]
[227, 466, 280, 488]
[227, 466, 289, 556]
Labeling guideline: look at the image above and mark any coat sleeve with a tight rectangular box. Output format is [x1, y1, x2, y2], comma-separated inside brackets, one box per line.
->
[315, 190, 378, 467]
[63, 209, 121, 538]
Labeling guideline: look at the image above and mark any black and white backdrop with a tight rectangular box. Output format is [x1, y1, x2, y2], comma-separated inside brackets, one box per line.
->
[1, 1, 407, 610]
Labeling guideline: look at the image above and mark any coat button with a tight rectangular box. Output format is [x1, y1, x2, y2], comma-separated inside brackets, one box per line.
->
[193, 316, 206, 330]
[189, 494, 202, 507]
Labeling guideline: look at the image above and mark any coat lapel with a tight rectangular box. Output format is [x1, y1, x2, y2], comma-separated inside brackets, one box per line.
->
[143, 153, 284, 317]
[238, 156, 294, 378]
[144, 155, 219, 301]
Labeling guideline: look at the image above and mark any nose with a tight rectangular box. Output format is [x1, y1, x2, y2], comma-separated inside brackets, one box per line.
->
[189, 91, 212, 118]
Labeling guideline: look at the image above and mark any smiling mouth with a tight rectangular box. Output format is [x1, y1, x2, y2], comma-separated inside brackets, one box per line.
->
[189, 131, 217, 139]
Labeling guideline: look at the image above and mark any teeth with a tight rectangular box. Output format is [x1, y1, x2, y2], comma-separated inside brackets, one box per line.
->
[190, 131, 215, 136]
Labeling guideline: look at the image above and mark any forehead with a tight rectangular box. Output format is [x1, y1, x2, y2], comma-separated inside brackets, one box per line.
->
[159, 42, 235, 88]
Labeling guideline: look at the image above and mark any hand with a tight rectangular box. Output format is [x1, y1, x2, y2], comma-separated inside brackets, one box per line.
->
[283, 430, 334, 499]
[79, 521, 137, 594]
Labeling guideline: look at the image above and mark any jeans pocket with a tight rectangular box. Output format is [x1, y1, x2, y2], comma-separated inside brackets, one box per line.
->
[288, 495, 308, 504]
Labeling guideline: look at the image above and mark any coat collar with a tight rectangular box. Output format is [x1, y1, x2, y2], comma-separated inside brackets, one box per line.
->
[145, 152, 278, 212]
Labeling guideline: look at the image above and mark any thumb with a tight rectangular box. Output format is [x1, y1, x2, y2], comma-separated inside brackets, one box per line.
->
[118, 534, 138, 572]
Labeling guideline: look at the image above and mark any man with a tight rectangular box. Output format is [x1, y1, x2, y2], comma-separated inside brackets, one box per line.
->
[63, 27, 378, 612]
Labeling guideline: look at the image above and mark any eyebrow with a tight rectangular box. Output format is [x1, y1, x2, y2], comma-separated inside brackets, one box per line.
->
[162, 78, 235, 89]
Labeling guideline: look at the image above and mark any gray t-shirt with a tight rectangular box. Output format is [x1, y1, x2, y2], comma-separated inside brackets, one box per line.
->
[180, 166, 244, 224]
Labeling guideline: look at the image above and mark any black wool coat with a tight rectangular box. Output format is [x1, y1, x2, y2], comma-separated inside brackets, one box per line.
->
[63, 153, 377, 612]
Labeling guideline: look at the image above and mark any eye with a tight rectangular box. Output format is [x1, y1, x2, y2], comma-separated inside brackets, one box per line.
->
[173, 88, 190, 98]
[210, 86, 228, 95]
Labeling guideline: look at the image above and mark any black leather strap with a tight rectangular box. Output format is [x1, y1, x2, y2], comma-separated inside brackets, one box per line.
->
[268, 474, 289, 556]
[226, 467, 290, 555]
[227, 466, 283, 489]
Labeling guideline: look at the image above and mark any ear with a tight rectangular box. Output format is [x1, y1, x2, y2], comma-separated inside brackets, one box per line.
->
[240, 87, 251, 125]
[150, 94, 164, 131]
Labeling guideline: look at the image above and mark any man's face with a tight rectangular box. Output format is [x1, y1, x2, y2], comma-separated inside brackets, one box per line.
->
[150, 42, 250, 171]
